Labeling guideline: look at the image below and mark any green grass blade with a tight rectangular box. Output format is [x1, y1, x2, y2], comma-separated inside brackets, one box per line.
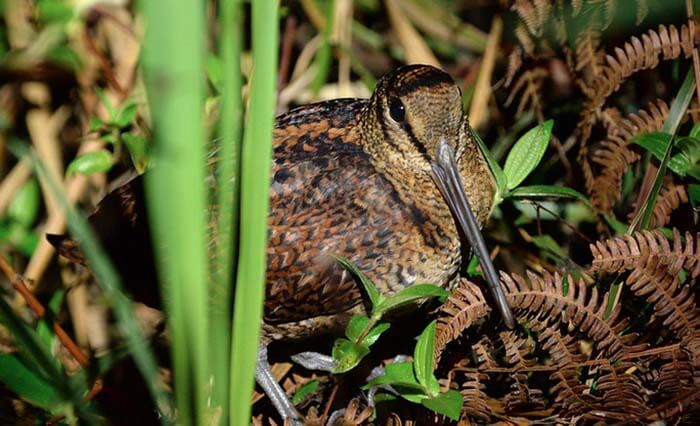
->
[629, 68, 696, 233]
[210, 0, 244, 420]
[229, 1, 279, 425]
[9, 142, 169, 420]
[140, 0, 209, 424]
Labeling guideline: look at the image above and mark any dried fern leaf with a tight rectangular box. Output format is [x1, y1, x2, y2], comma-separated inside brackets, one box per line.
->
[590, 228, 700, 278]
[646, 181, 688, 228]
[434, 279, 491, 363]
[589, 99, 669, 212]
[460, 371, 492, 421]
[594, 361, 647, 417]
[626, 258, 700, 344]
[576, 23, 697, 184]
[505, 67, 547, 118]
[501, 270, 643, 360]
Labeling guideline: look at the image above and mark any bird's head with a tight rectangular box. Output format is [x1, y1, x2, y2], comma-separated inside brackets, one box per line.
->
[360, 64, 514, 329]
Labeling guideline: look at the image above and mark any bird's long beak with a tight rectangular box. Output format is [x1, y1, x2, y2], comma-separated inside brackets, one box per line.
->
[430, 138, 515, 329]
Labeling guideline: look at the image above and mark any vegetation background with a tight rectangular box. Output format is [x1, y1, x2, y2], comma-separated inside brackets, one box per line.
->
[0, 0, 698, 424]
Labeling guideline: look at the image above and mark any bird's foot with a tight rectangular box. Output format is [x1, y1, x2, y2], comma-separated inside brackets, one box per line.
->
[255, 345, 303, 426]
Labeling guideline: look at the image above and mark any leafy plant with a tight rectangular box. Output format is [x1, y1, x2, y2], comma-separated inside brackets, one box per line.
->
[332, 256, 448, 373]
[366, 321, 463, 421]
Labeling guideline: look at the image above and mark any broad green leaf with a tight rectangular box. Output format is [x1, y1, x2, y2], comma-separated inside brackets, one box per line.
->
[509, 185, 592, 208]
[632, 131, 670, 159]
[0, 354, 59, 410]
[8, 179, 40, 227]
[421, 389, 463, 421]
[471, 126, 507, 198]
[123, 133, 149, 173]
[689, 184, 700, 208]
[66, 150, 113, 176]
[115, 101, 138, 128]
[332, 338, 370, 373]
[290, 379, 320, 404]
[361, 322, 390, 347]
[364, 361, 423, 392]
[413, 320, 437, 393]
[503, 120, 553, 190]
[345, 315, 370, 342]
[374, 284, 448, 315]
[334, 256, 383, 310]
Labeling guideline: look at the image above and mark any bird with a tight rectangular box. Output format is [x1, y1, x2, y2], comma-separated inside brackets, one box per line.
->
[48, 64, 514, 423]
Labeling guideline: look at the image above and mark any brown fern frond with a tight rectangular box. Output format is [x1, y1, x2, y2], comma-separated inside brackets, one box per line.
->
[512, 0, 551, 37]
[590, 228, 700, 278]
[501, 331, 537, 369]
[589, 23, 697, 107]
[514, 21, 536, 55]
[500, 270, 643, 360]
[589, 136, 641, 211]
[505, 67, 547, 118]
[574, 28, 605, 90]
[435, 279, 491, 363]
[644, 181, 688, 228]
[656, 352, 695, 398]
[589, 99, 669, 212]
[576, 23, 697, 179]
[459, 371, 492, 421]
[504, 47, 523, 88]
[626, 258, 700, 344]
[595, 361, 647, 417]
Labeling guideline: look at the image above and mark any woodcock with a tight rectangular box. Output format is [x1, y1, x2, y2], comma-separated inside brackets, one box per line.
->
[48, 64, 514, 422]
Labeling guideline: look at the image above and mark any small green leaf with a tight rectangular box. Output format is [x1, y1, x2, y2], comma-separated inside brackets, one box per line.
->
[413, 320, 437, 393]
[96, 88, 116, 121]
[332, 338, 370, 373]
[361, 322, 390, 347]
[509, 185, 592, 208]
[421, 389, 463, 421]
[89, 117, 104, 131]
[374, 284, 448, 315]
[36, 290, 64, 353]
[471, 126, 507, 199]
[290, 379, 320, 405]
[364, 361, 423, 391]
[114, 101, 138, 128]
[690, 121, 700, 139]
[0, 354, 59, 410]
[8, 179, 40, 227]
[123, 133, 150, 173]
[466, 255, 482, 277]
[345, 315, 370, 342]
[503, 120, 553, 190]
[333, 256, 383, 311]
[66, 150, 113, 176]
[689, 184, 700, 208]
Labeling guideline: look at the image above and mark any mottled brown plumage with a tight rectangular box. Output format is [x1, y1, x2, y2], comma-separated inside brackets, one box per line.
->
[49, 64, 510, 342]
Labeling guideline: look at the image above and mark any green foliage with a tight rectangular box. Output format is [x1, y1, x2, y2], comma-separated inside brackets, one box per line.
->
[331, 257, 447, 373]
[66, 150, 114, 176]
[291, 379, 320, 405]
[366, 321, 463, 420]
[0, 178, 41, 256]
[503, 120, 553, 190]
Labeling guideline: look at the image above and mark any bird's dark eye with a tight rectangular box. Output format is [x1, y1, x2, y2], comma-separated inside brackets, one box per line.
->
[388, 97, 405, 123]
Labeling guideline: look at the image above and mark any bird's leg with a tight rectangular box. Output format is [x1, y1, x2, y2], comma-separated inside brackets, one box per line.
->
[256, 345, 302, 425]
